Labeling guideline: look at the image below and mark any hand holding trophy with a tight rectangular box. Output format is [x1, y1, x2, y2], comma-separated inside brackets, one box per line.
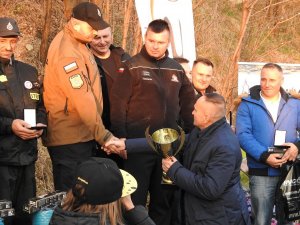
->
[145, 126, 185, 184]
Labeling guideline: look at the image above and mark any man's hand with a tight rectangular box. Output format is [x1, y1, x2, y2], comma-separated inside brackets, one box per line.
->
[103, 137, 127, 159]
[12, 119, 43, 140]
[266, 153, 287, 168]
[162, 156, 177, 172]
[35, 123, 47, 137]
[282, 143, 298, 162]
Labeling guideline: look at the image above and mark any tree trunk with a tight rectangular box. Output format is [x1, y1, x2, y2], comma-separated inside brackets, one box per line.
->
[221, 0, 258, 114]
[63, 0, 82, 20]
[39, 0, 52, 64]
[122, 0, 134, 49]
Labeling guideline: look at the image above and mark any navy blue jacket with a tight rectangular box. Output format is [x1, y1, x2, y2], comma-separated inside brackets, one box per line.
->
[167, 118, 250, 225]
[236, 86, 300, 176]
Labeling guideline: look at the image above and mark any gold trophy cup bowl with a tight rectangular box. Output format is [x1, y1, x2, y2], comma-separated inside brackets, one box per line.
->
[145, 126, 185, 184]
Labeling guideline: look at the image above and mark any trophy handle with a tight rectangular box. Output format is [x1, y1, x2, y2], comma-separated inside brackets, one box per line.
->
[145, 126, 158, 154]
[173, 126, 185, 156]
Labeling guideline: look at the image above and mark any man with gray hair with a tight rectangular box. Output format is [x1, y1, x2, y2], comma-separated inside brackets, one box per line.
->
[162, 93, 250, 225]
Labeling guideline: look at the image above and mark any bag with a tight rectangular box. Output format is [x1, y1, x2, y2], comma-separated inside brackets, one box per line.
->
[279, 160, 300, 221]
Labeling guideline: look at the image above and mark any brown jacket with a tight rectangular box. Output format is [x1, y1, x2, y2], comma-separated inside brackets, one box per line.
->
[43, 21, 112, 146]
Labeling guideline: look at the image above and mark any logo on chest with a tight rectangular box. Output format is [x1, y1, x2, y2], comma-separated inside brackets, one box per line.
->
[171, 74, 179, 83]
[142, 70, 152, 81]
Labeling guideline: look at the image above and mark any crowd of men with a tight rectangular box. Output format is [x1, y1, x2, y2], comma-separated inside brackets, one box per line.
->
[0, 2, 299, 225]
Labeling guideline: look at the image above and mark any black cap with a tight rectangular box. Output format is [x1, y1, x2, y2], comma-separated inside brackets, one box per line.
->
[0, 17, 21, 37]
[72, 2, 110, 31]
[73, 158, 137, 205]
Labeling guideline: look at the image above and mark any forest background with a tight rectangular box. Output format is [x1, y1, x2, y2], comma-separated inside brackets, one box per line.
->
[0, 0, 299, 194]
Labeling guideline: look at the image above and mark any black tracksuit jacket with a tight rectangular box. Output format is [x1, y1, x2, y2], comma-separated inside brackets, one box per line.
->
[110, 46, 195, 138]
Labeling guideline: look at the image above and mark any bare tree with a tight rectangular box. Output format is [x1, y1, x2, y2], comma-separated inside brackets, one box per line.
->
[39, 0, 53, 64]
[122, 0, 134, 49]
[220, 0, 258, 105]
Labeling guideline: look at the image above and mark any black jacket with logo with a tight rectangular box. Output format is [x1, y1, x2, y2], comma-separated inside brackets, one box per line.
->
[0, 59, 47, 165]
[110, 46, 195, 138]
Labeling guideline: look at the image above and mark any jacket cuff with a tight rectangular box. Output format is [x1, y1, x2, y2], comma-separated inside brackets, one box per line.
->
[294, 141, 300, 153]
[125, 138, 154, 154]
[167, 161, 183, 183]
[259, 151, 271, 163]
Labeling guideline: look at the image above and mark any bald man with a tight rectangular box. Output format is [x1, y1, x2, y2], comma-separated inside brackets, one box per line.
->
[162, 93, 250, 225]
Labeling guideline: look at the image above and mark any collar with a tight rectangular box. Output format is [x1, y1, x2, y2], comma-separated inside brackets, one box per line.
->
[196, 85, 216, 97]
[260, 91, 281, 104]
[249, 85, 289, 102]
[140, 45, 169, 63]
[65, 21, 92, 44]
[198, 117, 227, 139]
[0, 56, 14, 74]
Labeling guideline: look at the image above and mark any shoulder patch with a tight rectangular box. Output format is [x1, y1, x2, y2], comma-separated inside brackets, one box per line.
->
[64, 62, 78, 74]
[30, 93, 40, 100]
[69, 74, 84, 89]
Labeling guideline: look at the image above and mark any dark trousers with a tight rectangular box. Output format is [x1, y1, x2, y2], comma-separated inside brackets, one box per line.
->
[124, 153, 181, 225]
[0, 164, 35, 225]
[47, 140, 96, 191]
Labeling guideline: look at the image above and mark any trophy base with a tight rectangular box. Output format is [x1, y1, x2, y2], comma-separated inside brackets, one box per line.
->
[162, 173, 174, 185]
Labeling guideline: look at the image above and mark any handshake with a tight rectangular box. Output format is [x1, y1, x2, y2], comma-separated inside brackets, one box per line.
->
[103, 136, 127, 159]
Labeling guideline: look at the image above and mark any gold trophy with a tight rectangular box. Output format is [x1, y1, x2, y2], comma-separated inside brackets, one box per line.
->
[145, 126, 185, 184]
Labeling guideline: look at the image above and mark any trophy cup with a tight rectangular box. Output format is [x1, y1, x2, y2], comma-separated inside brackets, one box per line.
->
[145, 126, 185, 185]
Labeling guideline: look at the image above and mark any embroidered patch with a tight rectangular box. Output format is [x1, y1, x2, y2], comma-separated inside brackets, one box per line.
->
[142, 71, 151, 77]
[33, 82, 40, 89]
[0, 75, 8, 82]
[63, 62, 78, 74]
[7, 22, 13, 31]
[30, 93, 40, 100]
[171, 74, 179, 82]
[117, 67, 124, 73]
[69, 74, 83, 89]
[142, 70, 152, 80]
[97, 9, 101, 17]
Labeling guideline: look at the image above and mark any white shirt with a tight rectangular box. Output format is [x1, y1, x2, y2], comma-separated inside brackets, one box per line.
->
[260, 92, 281, 123]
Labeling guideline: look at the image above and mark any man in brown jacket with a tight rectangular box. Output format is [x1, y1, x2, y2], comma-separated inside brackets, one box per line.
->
[43, 2, 124, 191]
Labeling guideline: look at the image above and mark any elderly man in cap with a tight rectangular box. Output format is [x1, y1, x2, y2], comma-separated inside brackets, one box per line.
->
[0, 17, 47, 225]
[43, 2, 125, 192]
